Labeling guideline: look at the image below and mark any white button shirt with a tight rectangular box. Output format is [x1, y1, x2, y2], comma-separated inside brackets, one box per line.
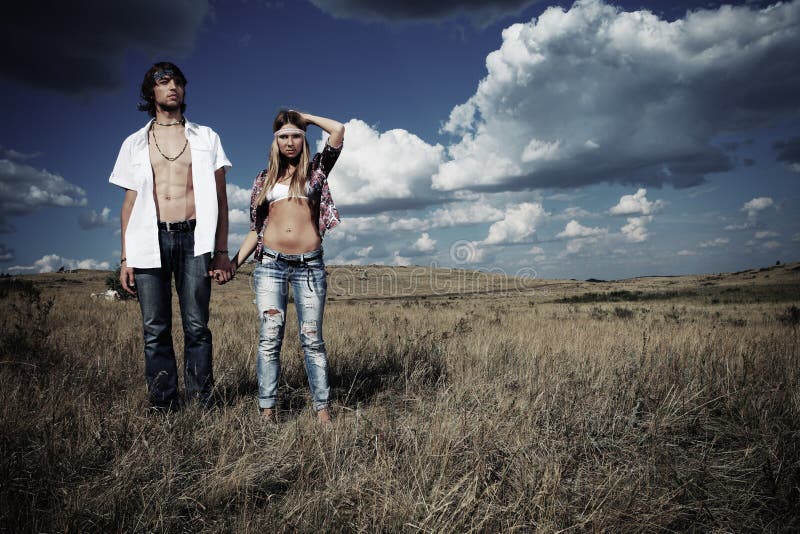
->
[109, 119, 232, 268]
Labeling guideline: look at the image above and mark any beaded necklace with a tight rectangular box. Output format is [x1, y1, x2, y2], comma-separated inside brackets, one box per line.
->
[150, 119, 188, 162]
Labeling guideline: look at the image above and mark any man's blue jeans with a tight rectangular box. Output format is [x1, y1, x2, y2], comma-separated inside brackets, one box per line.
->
[254, 247, 330, 411]
[134, 228, 213, 408]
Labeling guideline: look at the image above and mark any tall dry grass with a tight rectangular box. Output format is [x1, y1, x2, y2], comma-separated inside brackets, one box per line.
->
[1, 264, 799, 532]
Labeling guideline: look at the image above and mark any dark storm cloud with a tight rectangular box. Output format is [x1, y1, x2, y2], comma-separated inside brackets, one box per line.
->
[0, 1, 210, 93]
[309, 0, 541, 26]
[774, 137, 800, 165]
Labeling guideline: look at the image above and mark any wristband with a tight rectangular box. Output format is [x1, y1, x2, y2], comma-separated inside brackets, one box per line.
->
[120, 257, 127, 264]
[213, 249, 228, 256]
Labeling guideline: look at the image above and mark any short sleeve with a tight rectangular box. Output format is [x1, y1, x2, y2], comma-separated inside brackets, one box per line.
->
[108, 139, 137, 190]
[212, 132, 232, 172]
[314, 142, 342, 176]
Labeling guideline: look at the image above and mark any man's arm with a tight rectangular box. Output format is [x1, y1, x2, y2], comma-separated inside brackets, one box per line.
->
[119, 189, 137, 296]
[209, 167, 233, 283]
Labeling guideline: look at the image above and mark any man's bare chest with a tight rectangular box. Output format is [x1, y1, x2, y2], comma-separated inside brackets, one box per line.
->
[149, 131, 193, 191]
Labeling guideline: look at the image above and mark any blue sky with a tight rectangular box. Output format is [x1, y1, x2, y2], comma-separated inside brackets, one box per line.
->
[1, 0, 798, 280]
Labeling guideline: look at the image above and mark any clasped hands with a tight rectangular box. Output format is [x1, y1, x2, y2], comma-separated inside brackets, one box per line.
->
[209, 254, 235, 285]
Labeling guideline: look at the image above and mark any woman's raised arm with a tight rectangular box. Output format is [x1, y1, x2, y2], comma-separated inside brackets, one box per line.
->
[300, 112, 344, 147]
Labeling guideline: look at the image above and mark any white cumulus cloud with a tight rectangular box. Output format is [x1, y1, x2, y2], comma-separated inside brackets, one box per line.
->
[621, 216, 653, 243]
[754, 230, 779, 240]
[412, 232, 437, 252]
[317, 119, 444, 209]
[698, 237, 730, 248]
[434, 0, 800, 192]
[392, 251, 411, 266]
[430, 202, 505, 228]
[78, 207, 116, 230]
[609, 189, 663, 216]
[7, 254, 109, 273]
[0, 158, 87, 232]
[726, 196, 776, 230]
[556, 220, 606, 239]
[742, 197, 774, 220]
[226, 183, 252, 211]
[482, 202, 549, 245]
[228, 208, 250, 226]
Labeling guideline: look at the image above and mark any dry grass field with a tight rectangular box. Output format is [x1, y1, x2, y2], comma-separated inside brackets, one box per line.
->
[1, 261, 799, 532]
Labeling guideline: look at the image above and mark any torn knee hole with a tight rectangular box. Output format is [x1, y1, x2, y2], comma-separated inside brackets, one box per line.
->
[301, 320, 318, 335]
[262, 309, 284, 327]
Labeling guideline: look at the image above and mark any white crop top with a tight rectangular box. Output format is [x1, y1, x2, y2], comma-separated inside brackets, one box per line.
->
[266, 182, 311, 204]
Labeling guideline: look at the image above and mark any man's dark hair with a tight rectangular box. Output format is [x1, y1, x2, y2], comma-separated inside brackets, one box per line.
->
[137, 62, 187, 117]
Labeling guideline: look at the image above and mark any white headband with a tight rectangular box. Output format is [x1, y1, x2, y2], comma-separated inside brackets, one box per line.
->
[274, 127, 305, 137]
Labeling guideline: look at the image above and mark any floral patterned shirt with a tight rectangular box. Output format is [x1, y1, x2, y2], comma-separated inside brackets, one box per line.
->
[249, 142, 342, 261]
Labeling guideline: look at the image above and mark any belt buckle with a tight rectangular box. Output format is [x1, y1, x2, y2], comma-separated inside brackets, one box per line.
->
[165, 221, 175, 232]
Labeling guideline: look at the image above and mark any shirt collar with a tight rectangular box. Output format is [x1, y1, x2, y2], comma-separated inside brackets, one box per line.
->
[135, 117, 197, 144]
[137, 117, 199, 137]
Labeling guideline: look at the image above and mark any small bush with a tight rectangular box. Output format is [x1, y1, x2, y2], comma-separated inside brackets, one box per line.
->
[664, 306, 682, 322]
[556, 289, 697, 304]
[0, 278, 38, 299]
[613, 306, 635, 319]
[590, 307, 607, 320]
[105, 267, 136, 300]
[779, 305, 800, 326]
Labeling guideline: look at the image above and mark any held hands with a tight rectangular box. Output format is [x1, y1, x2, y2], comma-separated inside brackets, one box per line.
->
[209, 253, 234, 285]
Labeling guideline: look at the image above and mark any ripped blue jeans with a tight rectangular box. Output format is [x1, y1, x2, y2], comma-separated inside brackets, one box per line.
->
[253, 246, 330, 411]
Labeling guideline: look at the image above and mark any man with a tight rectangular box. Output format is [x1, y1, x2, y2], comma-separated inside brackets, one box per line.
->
[109, 62, 232, 411]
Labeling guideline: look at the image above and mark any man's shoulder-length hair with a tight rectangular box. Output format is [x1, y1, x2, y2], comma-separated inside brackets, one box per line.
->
[137, 62, 188, 117]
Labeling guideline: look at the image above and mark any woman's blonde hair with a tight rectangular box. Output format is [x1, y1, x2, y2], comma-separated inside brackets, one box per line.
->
[255, 110, 311, 206]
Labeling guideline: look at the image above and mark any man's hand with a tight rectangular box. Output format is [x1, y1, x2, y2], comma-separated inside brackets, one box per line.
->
[209, 254, 233, 285]
[120, 264, 137, 296]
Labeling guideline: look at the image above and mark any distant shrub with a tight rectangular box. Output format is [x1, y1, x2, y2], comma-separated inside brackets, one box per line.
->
[556, 289, 697, 304]
[613, 306, 635, 319]
[452, 316, 472, 334]
[664, 306, 682, 322]
[779, 305, 800, 326]
[590, 307, 607, 320]
[0, 278, 55, 365]
[0, 278, 38, 299]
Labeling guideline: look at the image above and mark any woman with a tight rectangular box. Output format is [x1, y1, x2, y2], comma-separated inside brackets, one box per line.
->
[231, 109, 344, 423]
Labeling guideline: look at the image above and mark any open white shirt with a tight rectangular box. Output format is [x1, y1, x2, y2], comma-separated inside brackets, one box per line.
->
[109, 119, 232, 268]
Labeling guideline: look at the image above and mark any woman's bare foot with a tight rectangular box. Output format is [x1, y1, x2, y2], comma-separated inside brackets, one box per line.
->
[316, 408, 332, 424]
[261, 408, 277, 423]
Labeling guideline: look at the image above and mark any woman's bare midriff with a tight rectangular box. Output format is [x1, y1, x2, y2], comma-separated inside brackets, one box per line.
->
[262, 198, 321, 254]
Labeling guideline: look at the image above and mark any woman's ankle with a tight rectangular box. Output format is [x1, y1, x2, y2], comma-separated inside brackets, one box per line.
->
[316, 407, 331, 424]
